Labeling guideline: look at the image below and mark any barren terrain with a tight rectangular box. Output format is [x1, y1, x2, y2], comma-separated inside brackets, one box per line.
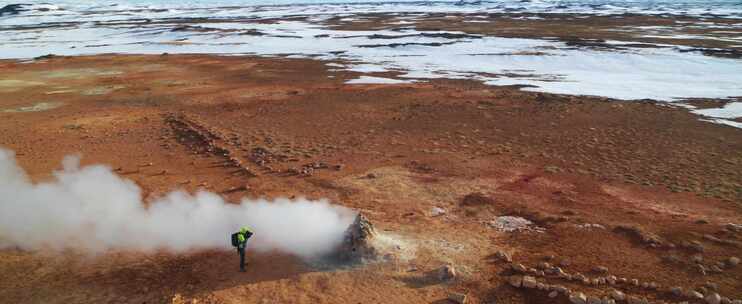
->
[0, 51, 740, 304]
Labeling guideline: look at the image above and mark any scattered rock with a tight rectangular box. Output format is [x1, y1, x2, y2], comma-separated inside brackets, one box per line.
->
[613, 225, 664, 247]
[576, 223, 606, 230]
[548, 291, 558, 298]
[448, 292, 467, 304]
[697, 264, 708, 275]
[511, 263, 527, 273]
[430, 207, 447, 217]
[537, 262, 551, 270]
[688, 291, 704, 300]
[706, 294, 722, 304]
[727, 256, 740, 267]
[570, 292, 587, 304]
[437, 265, 457, 282]
[522, 276, 538, 289]
[710, 265, 723, 273]
[671, 286, 684, 296]
[494, 250, 512, 263]
[508, 275, 523, 288]
[609, 290, 625, 301]
[587, 296, 602, 304]
[488, 216, 543, 232]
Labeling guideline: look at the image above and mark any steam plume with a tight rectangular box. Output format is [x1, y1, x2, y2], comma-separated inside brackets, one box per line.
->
[0, 148, 356, 259]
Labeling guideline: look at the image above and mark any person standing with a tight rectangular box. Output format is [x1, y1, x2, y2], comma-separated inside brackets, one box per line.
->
[233, 226, 253, 272]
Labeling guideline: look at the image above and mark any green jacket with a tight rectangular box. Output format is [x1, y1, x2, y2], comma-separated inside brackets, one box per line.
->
[237, 227, 252, 248]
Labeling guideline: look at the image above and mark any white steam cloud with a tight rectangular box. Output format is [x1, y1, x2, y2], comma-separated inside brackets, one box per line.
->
[0, 148, 356, 259]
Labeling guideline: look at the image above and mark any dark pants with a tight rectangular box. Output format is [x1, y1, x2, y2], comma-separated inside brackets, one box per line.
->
[238, 247, 246, 271]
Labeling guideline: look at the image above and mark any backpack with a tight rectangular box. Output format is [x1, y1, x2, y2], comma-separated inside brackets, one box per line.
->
[231, 232, 239, 247]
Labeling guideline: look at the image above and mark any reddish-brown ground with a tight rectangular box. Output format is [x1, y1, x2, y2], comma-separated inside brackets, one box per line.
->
[0, 54, 740, 304]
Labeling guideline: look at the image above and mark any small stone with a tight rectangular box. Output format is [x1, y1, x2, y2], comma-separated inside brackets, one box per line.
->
[555, 285, 568, 293]
[671, 286, 684, 296]
[494, 250, 512, 262]
[688, 291, 704, 299]
[630, 279, 639, 286]
[570, 292, 587, 304]
[574, 273, 587, 281]
[430, 207, 446, 217]
[522, 276, 538, 289]
[448, 293, 467, 304]
[548, 291, 558, 298]
[706, 293, 722, 304]
[698, 264, 708, 275]
[607, 275, 617, 285]
[587, 296, 602, 304]
[511, 263, 527, 273]
[559, 258, 571, 267]
[538, 262, 552, 270]
[609, 290, 625, 301]
[727, 257, 740, 267]
[508, 275, 523, 288]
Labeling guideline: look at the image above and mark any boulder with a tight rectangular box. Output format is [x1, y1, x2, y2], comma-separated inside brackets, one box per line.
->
[339, 213, 378, 261]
